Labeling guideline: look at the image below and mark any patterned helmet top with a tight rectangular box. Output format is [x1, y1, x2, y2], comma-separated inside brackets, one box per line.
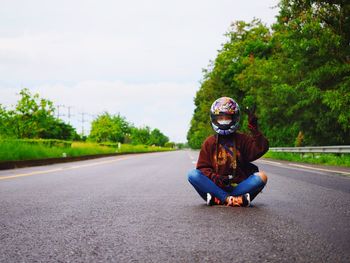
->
[211, 97, 239, 115]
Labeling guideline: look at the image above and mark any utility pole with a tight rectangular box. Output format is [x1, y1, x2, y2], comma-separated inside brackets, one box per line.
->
[56, 105, 65, 119]
[79, 112, 87, 136]
[88, 113, 97, 120]
[66, 106, 73, 124]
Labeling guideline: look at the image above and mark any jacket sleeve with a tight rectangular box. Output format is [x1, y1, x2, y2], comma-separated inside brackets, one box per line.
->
[196, 137, 220, 183]
[240, 131, 269, 162]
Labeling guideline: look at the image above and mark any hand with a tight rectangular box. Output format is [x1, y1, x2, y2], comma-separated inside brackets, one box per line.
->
[247, 105, 258, 131]
[213, 174, 234, 186]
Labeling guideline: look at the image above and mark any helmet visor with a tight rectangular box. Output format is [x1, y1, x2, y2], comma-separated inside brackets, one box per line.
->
[211, 113, 239, 130]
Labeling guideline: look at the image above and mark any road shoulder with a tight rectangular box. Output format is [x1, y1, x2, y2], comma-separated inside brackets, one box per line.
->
[258, 158, 350, 176]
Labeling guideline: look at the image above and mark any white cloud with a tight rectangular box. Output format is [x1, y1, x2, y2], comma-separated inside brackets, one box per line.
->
[0, 0, 279, 82]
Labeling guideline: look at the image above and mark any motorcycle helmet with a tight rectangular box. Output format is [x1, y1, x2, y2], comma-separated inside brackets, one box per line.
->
[210, 97, 240, 135]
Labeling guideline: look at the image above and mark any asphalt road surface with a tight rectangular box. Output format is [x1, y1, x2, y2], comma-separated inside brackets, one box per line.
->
[1, 151, 349, 262]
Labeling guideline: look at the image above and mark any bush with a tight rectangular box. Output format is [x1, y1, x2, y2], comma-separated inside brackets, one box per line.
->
[1, 139, 72, 148]
[164, 142, 175, 148]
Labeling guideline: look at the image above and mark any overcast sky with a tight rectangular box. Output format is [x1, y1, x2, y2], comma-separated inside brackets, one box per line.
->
[0, 0, 279, 142]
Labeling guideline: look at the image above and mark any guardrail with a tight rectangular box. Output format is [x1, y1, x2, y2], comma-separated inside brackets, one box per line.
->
[270, 146, 350, 154]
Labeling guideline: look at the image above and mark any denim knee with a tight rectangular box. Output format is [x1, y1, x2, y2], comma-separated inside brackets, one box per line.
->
[187, 169, 202, 184]
[251, 173, 266, 188]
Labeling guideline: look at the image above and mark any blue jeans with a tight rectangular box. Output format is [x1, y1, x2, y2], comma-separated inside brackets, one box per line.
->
[187, 169, 266, 203]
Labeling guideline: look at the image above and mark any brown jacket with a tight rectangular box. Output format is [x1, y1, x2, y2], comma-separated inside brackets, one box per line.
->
[196, 131, 269, 187]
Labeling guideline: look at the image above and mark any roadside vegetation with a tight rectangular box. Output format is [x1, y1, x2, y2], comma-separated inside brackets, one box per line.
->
[264, 151, 350, 167]
[0, 89, 174, 146]
[0, 139, 174, 162]
[0, 89, 179, 162]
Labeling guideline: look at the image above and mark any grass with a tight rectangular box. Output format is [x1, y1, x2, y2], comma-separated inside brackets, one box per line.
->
[0, 140, 174, 162]
[263, 151, 350, 167]
[118, 144, 172, 153]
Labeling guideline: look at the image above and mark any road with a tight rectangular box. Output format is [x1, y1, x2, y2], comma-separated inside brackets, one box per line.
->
[1, 151, 349, 262]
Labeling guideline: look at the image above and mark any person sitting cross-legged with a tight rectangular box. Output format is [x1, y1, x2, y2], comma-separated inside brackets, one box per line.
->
[187, 97, 269, 207]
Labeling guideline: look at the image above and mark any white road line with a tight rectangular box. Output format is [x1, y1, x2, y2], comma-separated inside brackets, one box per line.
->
[288, 163, 350, 175]
[0, 156, 131, 181]
[256, 160, 282, 165]
[67, 157, 129, 169]
[256, 159, 350, 176]
[0, 168, 64, 180]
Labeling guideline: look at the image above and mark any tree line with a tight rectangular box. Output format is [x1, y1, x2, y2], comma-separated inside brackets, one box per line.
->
[0, 89, 171, 147]
[89, 112, 170, 146]
[187, 0, 350, 148]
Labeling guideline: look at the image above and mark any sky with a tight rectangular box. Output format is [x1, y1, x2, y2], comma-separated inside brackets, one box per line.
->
[0, 0, 279, 142]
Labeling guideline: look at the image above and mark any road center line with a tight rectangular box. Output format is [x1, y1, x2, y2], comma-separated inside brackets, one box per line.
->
[0, 157, 131, 181]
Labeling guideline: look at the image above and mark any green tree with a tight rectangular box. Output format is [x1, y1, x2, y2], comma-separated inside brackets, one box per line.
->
[267, 0, 350, 145]
[0, 89, 78, 140]
[187, 20, 272, 148]
[89, 113, 130, 143]
[149, 128, 169, 146]
[187, 1, 350, 148]
[130, 126, 151, 145]
[0, 105, 11, 138]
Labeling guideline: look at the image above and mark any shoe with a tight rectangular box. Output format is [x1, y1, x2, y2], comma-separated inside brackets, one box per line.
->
[226, 193, 250, 207]
[206, 193, 222, 206]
